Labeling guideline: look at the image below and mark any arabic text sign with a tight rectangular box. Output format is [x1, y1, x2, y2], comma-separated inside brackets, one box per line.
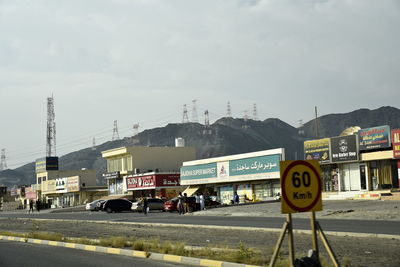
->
[392, 129, 400, 159]
[304, 138, 330, 163]
[126, 175, 156, 189]
[281, 160, 322, 214]
[229, 154, 280, 176]
[359, 125, 391, 150]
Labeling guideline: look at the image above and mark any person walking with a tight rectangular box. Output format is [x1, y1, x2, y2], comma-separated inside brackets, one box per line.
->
[36, 199, 41, 212]
[195, 193, 201, 211]
[199, 193, 205, 211]
[183, 193, 189, 213]
[177, 192, 184, 215]
[142, 197, 148, 216]
[28, 200, 34, 214]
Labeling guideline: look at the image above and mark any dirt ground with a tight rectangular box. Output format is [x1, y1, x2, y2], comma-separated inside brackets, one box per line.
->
[0, 218, 399, 267]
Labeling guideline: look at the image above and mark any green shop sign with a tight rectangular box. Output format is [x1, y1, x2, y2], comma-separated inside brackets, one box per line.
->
[180, 163, 217, 181]
[229, 154, 280, 176]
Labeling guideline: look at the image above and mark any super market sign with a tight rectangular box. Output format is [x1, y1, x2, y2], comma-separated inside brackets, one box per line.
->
[180, 163, 217, 180]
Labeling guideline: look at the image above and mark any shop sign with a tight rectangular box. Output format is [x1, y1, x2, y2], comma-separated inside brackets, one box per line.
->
[180, 163, 217, 181]
[229, 154, 280, 176]
[67, 176, 80, 192]
[25, 187, 37, 200]
[392, 129, 400, 159]
[359, 125, 391, 151]
[10, 187, 18, 196]
[330, 135, 359, 163]
[35, 157, 59, 173]
[304, 138, 330, 163]
[217, 162, 229, 178]
[43, 180, 56, 193]
[155, 174, 180, 187]
[127, 175, 156, 189]
[102, 171, 120, 179]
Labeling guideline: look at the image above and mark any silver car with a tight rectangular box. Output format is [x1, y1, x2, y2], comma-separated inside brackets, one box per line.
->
[85, 199, 105, 211]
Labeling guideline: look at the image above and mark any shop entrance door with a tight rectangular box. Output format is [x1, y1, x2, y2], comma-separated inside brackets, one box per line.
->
[360, 165, 367, 190]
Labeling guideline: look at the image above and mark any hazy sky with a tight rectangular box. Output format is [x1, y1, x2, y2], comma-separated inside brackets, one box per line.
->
[1, 0, 399, 169]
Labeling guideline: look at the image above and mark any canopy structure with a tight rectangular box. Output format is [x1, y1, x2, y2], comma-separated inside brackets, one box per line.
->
[181, 186, 200, 197]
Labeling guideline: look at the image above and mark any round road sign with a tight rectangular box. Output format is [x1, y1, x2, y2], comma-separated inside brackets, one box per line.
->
[280, 160, 322, 213]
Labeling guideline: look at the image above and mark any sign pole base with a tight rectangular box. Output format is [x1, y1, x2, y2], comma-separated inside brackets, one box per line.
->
[316, 221, 340, 267]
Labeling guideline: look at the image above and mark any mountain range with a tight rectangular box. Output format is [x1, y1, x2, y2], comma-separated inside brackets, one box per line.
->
[1, 106, 399, 188]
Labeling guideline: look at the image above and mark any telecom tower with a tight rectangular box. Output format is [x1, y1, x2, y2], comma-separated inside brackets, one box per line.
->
[0, 149, 7, 170]
[226, 101, 232, 117]
[182, 104, 189, 123]
[252, 103, 258, 121]
[46, 95, 56, 157]
[133, 123, 140, 136]
[242, 110, 250, 129]
[203, 110, 212, 135]
[112, 120, 120, 141]
[192, 100, 198, 123]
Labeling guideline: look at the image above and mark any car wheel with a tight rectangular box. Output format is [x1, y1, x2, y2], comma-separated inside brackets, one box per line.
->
[106, 207, 113, 213]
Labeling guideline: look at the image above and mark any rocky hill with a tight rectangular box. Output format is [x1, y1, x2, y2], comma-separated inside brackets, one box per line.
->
[1, 106, 399, 188]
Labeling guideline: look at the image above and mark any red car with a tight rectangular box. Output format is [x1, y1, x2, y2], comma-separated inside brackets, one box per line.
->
[164, 196, 220, 212]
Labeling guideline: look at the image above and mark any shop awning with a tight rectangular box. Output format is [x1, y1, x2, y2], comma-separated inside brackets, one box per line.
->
[181, 186, 200, 197]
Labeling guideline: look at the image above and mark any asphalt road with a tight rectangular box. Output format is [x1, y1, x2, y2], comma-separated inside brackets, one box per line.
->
[0, 240, 181, 267]
[1, 211, 399, 236]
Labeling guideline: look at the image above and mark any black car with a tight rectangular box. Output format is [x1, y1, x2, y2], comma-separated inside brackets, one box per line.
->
[102, 199, 133, 213]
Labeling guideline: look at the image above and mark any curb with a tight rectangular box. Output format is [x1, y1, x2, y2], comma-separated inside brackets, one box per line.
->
[0, 235, 260, 267]
[10, 217, 400, 240]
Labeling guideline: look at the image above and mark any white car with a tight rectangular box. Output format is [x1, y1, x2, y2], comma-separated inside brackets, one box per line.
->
[85, 199, 105, 211]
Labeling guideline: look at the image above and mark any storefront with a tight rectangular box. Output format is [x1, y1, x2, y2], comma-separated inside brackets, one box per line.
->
[126, 172, 182, 200]
[180, 149, 284, 204]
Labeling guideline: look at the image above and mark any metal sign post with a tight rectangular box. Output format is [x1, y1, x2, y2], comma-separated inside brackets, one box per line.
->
[269, 160, 340, 267]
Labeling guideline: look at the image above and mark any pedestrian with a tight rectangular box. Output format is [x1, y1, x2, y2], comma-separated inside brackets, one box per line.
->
[142, 197, 148, 216]
[28, 199, 34, 214]
[199, 193, 205, 211]
[234, 193, 240, 204]
[183, 193, 189, 213]
[195, 193, 200, 211]
[177, 192, 184, 215]
[36, 199, 41, 212]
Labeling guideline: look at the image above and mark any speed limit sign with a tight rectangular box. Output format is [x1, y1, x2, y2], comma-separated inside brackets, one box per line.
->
[280, 160, 322, 213]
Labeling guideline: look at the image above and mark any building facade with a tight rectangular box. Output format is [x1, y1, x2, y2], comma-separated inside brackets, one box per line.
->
[180, 148, 285, 204]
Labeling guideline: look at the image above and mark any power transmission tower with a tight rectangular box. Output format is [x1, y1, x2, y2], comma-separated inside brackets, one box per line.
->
[227, 101, 232, 117]
[203, 110, 212, 135]
[0, 149, 7, 170]
[192, 100, 198, 123]
[92, 137, 96, 151]
[298, 119, 305, 136]
[46, 95, 56, 157]
[133, 123, 140, 136]
[112, 120, 120, 141]
[252, 103, 258, 120]
[182, 104, 189, 123]
[242, 110, 250, 130]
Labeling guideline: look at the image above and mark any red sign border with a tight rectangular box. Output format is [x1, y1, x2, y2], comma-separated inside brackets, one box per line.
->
[281, 160, 322, 212]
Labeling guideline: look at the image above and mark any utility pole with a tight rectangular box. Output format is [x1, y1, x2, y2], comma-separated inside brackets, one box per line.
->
[92, 137, 96, 151]
[298, 119, 305, 136]
[314, 106, 320, 138]
[46, 95, 56, 157]
[242, 110, 250, 130]
[112, 120, 120, 141]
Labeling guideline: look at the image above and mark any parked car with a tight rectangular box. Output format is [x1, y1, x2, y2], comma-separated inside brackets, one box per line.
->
[131, 198, 165, 212]
[85, 199, 105, 211]
[101, 199, 133, 213]
[164, 196, 220, 212]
